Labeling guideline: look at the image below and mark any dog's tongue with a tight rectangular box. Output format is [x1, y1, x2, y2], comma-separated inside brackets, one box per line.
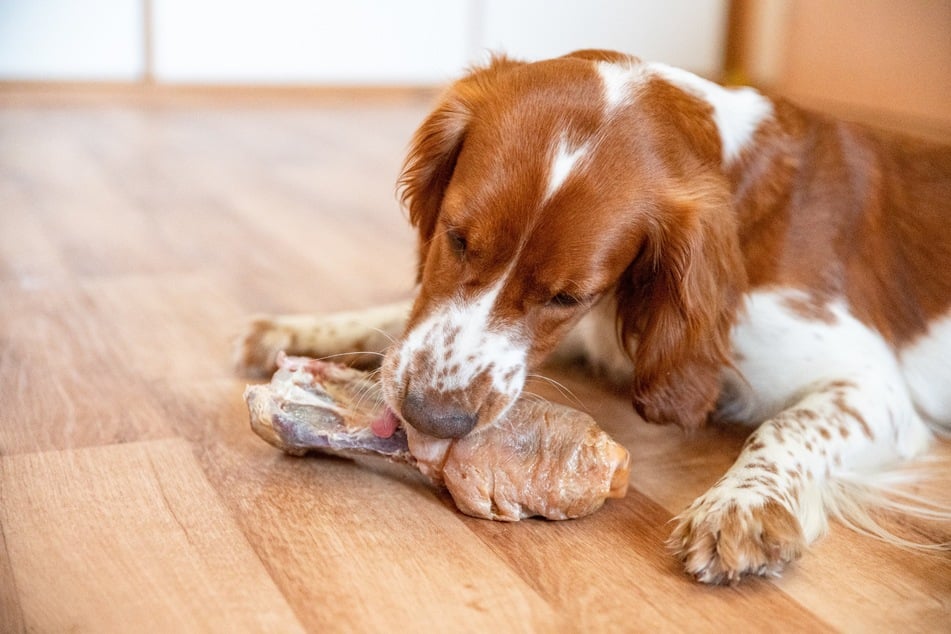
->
[371, 408, 400, 439]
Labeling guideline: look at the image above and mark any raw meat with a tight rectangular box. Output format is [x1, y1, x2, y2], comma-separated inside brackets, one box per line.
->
[245, 354, 630, 521]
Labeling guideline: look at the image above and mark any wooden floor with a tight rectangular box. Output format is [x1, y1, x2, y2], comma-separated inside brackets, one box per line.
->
[1, 88, 948, 633]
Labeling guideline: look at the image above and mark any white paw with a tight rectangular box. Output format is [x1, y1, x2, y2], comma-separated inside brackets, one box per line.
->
[233, 310, 399, 376]
[232, 315, 296, 377]
[667, 491, 805, 585]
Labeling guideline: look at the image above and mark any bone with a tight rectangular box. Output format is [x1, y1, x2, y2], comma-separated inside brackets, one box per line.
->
[245, 354, 630, 521]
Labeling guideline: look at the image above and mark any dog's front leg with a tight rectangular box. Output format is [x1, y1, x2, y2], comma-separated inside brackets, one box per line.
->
[234, 300, 412, 376]
[667, 374, 933, 585]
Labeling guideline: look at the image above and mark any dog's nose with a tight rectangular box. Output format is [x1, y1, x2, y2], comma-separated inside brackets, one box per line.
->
[401, 392, 477, 439]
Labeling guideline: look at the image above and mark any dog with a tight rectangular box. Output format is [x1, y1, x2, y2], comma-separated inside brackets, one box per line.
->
[236, 50, 951, 584]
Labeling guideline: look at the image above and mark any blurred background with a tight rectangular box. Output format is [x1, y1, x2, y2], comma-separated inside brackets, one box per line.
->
[1, 0, 949, 139]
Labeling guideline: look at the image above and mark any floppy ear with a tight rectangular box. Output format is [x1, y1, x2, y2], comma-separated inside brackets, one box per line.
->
[398, 55, 522, 281]
[617, 174, 746, 429]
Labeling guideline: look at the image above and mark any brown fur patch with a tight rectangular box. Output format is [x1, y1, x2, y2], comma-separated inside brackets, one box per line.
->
[732, 101, 951, 344]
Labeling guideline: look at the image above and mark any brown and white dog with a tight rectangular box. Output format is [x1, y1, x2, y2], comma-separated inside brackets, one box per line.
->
[237, 50, 951, 584]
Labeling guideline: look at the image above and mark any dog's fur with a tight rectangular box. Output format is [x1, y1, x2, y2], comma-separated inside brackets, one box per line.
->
[237, 51, 951, 584]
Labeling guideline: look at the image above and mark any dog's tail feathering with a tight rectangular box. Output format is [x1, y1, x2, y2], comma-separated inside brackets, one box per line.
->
[816, 455, 951, 551]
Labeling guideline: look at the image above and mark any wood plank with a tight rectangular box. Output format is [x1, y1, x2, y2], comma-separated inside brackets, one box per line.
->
[0, 198, 71, 288]
[772, 442, 951, 631]
[0, 510, 25, 633]
[777, 524, 951, 630]
[0, 286, 169, 454]
[1, 94, 948, 631]
[534, 369, 951, 631]
[0, 275, 237, 455]
[232, 455, 561, 632]
[462, 491, 832, 632]
[159, 379, 561, 632]
[0, 439, 305, 633]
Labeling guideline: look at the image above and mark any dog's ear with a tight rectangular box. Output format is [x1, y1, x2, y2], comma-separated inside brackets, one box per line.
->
[398, 55, 522, 281]
[616, 174, 746, 430]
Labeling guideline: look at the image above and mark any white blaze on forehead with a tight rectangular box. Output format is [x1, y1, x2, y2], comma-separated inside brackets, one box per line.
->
[394, 271, 527, 397]
[596, 60, 646, 110]
[545, 135, 588, 202]
[648, 62, 773, 165]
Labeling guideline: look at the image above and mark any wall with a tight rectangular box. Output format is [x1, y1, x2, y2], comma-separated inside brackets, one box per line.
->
[0, 0, 729, 85]
[779, 0, 951, 134]
[732, 0, 951, 139]
[0, 0, 144, 81]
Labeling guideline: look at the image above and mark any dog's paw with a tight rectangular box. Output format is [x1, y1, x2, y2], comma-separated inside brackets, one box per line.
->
[667, 495, 805, 585]
[233, 315, 296, 377]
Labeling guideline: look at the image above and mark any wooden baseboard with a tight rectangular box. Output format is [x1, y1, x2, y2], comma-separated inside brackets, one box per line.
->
[0, 80, 442, 107]
[2, 79, 947, 145]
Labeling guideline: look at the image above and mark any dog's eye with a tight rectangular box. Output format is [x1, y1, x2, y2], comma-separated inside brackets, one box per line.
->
[447, 230, 467, 257]
[548, 291, 582, 308]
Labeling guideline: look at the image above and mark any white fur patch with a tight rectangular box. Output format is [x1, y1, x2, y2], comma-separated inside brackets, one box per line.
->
[544, 136, 588, 202]
[648, 62, 773, 165]
[705, 289, 936, 550]
[721, 290, 932, 461]
[900, 312, 951, 428]
[393, 274, 526, 401]
[595, 60, 645, 110]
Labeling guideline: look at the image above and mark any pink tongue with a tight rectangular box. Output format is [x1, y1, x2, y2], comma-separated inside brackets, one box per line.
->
[371, 408, 400, 439]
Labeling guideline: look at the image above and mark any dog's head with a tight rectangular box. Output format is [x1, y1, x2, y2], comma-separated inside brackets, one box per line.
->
[381, 51, 746, 438]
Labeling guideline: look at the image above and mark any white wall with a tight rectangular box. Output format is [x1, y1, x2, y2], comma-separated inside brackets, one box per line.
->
[480, 0, 727, 79]
[0, 0, 144, 81]
[0, 0, 729, 84]
[152, 0, 473, 84]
